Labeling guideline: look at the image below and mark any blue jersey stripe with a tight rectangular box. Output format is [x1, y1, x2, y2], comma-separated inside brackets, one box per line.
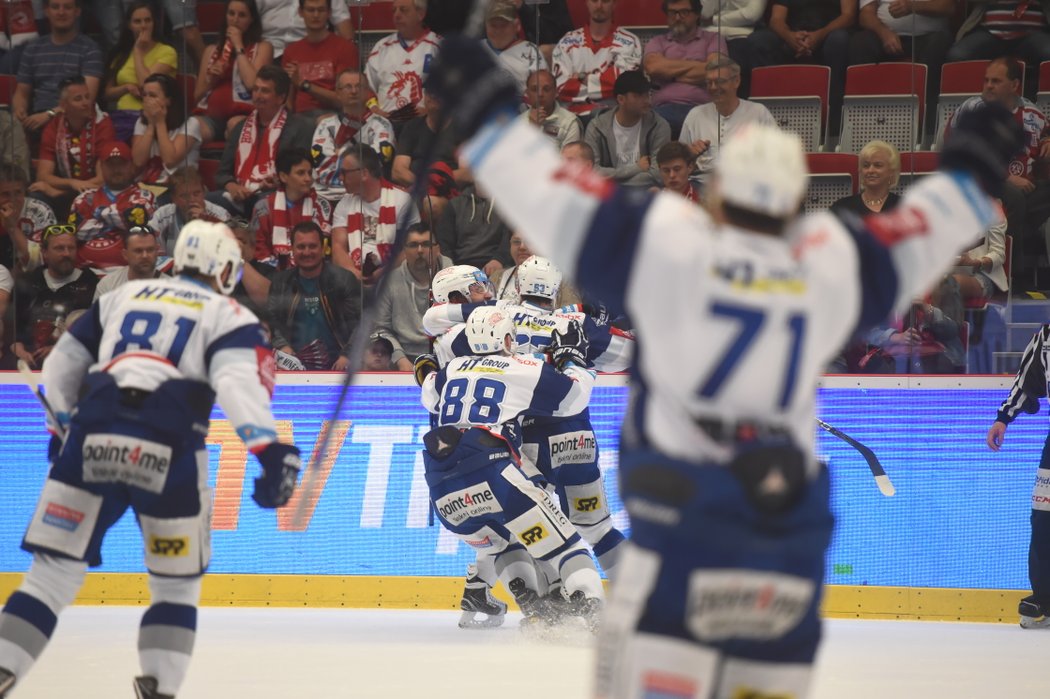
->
[204, 323, 268, 370]
[837, 212, 901, 335]
[68, 302, 104, 359]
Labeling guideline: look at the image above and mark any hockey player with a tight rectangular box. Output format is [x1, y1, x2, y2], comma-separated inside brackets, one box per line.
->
[987, 328, 1050, 629]
[0, 221, 301, 699]
[426, 38, 1022, 699]
[419, 305, 604, 629]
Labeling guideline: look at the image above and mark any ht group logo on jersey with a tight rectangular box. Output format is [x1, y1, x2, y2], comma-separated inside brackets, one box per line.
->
[549, 431, 597, 468]
[435, 483, 503, 526]
[685, 569, 814, 642]
[82, 434, 172, 495]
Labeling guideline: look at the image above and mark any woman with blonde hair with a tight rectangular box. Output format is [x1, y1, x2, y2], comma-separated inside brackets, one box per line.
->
[830, 139, 901, 216]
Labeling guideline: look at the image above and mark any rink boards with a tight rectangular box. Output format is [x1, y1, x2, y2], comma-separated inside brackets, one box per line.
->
[0, 373, 1037, 621]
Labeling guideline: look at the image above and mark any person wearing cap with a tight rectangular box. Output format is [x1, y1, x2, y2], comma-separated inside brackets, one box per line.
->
[92, 224, 164, 301]
[482, 1, 547, 96]
[68, 139, 156, 272]
[583, 69, 670, 188]
[31, 75, 116, 218]
[643, 0, 728, 139]
[680, 54, 775, 193]
[362, 332, 395, 371]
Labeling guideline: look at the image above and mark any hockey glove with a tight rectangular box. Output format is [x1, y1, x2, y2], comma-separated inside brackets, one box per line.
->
[424, 35, 521, 139]
[252, 442, 301, 509]
[580, 300, 611, 327]
[414, 353, 439, 387]
[940, 101, 1024, 198]
[548, 320, 590, 371]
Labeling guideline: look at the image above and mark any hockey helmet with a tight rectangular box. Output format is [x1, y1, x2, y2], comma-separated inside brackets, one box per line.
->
[715, 123, 807, 219]
[465, 306, 516, 355]
[173, 220, 243, 296]
[431, 264, 492, 304]
[515, 255, 562, 303]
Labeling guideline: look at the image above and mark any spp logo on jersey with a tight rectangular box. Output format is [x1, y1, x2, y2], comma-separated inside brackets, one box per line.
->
[435, 483, 503, 526]
[149, 535, 189, 557]
[549, 431, 597, 468]
[82, 434, 172, 495]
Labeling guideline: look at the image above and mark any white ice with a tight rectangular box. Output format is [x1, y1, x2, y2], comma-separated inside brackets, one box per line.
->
[8, 608, 1050, 698]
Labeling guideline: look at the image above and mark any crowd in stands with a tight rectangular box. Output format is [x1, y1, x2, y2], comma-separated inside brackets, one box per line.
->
[0, 0, 1044, 376]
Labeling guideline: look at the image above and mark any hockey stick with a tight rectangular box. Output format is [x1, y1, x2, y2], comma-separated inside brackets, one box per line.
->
[290, 0, 495, 529]
[815, 418, 895, 496]
[17, 359, 65, 438]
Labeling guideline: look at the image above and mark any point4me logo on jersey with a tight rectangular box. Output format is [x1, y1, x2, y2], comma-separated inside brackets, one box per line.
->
[42, 503, 85, 532]
[82, 434, 172, 495]
[549, 430, 597, 468]
[685, 569, 814, 642]
[435, 483, 503, 526]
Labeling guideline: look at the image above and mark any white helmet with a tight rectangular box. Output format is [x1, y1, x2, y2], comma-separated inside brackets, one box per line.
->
[173, 220, 243, 296]
[431, 264, 491, 304]
[464, 306, 516, 355]
[516, 255, 562, 303]
[715, 123, 807, 219]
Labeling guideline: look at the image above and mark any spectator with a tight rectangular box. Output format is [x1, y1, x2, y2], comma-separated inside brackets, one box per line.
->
[935, 214, 1010, 309]
[0, 112, 30, 179]
[192, 0, 275, 144]
[0, 0, 39, 74]
[700, 0, 766, 95]
[149, 166, 231, 254]
[282, 0, 360, 120]
[0, 261, 10, 365]
[849, 0, 953, 128]
[949, 0, 1050, 97]
[228, 216, 274, 318]
[364, 0, 441, 126]
[255, 0, 353, 59]
[517, 0, 575, 66]
[392, 91, 470, 222]
[132, 74, 202, 191]
[362, 332, 395, 371]
[211, 64, 315, 217]
[13, 0, 103, 134]
[561, 140, 596, 168]
[830, 139, 902, 217]
[435, 181, 513, 275]
[69, 141, 156, 272]
[31, 75, 115, 217]
[87, 0, 205, 68]
[266, 220, 362, 371]
[490, 229, 581, 306]
[11, 224, 98, 369]
[375, 223, 453, 370]
[312, 68, 396, 203]
[0, 163, 56, 272]
[482, 1, 547, 95]
[552, 0, 642, 119]
[332, 145, 420, 284]
[101, 1, 177, 142]
[948, 57, 1050, 289]
[748, 0, 855, 137]
[644, 0, 728, 138]
[92, 224, 163, 301]
[656, 140, 699, 202]
[680, 55, 775, 191]
[250, 148, 332, 270]
[584, 70, 671, 188]
[520, 68, 582, 151]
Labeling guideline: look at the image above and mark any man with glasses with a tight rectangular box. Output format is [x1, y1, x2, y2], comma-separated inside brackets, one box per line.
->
[375, 223, 452, 371]
[332, 145, 420, 286]
[92, 225, 163, 301]
[11, 223, 97, 368]
[312, 69, 396, 204]
[282, 0, 359, 120]
[643, 0, 727, 138]
[680, 55, 775, 193]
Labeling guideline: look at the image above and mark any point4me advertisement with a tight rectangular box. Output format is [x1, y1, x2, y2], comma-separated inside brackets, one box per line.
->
[0, 377, 1039, 590]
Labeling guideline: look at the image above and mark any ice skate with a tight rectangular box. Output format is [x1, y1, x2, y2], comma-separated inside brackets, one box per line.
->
[1019, 595, 1050, 629]
[508, 577, 560, 636]
[458, 570, 507, 629]
[133, 675, 174, 699]
[568, 590, 603, 633]
[0, 667, 14, 697]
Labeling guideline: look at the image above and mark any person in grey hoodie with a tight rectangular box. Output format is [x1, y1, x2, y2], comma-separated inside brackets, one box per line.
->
[583, 70, 671, 189]
[434, 182, 513, 276]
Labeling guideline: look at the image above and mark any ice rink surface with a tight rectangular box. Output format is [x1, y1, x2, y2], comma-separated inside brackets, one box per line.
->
[8, 607, 1050, 698]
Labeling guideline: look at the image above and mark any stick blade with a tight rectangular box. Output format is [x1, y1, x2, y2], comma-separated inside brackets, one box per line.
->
[875, 474, 896, 497]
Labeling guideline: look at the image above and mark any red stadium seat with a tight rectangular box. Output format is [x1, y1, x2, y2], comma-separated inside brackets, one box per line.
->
[894, 151, 938, 193]
[839, 63, 926, 155]
[804, 152, 857, 212]
[0, 74, 16, 106]
[1037, 61, 1050, 118]
[750, 65, 830, 151]
[567, 0, 663, 27]
[197, 2, 225, 34]
[198, 158, 220, 191]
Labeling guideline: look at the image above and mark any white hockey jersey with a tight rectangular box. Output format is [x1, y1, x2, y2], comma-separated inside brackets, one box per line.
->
[462, 118, 1000, 470]
[421, 351, 594, 430]
[364, 31, 441, 114]
[42, 276, 279, 451]
[482, 38, 548, 95]
[551, 26, 642, 114]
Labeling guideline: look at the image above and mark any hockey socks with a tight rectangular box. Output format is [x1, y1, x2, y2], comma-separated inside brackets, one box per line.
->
[138, 575, 202, 696]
